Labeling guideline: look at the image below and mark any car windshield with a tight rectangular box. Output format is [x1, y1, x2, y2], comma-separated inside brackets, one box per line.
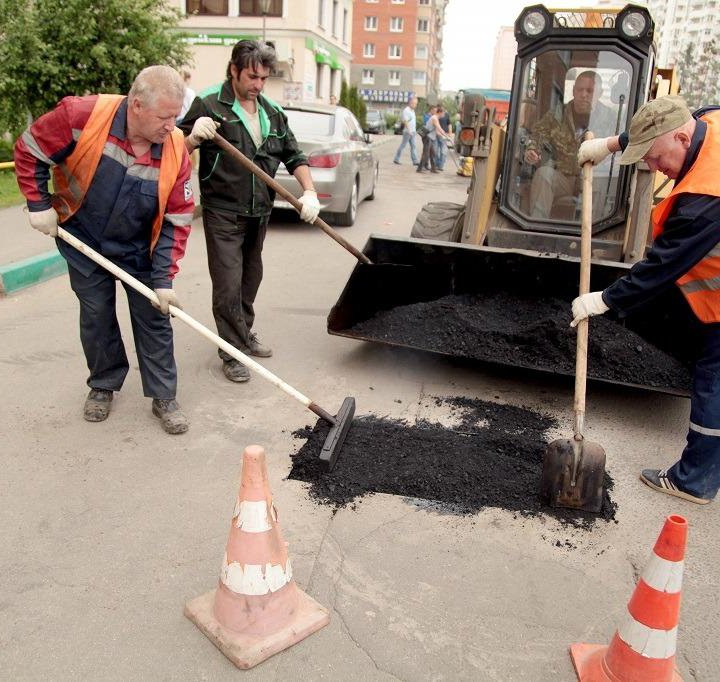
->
[284, 109, 335, 137]
[366, 111, 381, 121]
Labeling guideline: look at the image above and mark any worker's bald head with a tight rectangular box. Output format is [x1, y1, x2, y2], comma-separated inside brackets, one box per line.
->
[129, 65, 184, 109]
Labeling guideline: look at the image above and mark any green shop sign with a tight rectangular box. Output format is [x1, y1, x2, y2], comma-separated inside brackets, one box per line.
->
[304, 37, 343, 70]
[182, 33, 259, 47]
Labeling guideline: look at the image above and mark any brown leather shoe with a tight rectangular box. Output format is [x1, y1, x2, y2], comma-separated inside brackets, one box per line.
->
[152, 399, 189, 435]
[83, 388, 113, 422]
[222, 359, 251, 383]
[243, 332, 272, 357]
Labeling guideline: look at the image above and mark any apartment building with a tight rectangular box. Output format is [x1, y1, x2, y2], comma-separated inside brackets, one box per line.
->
[490, 27, 517, 91]
[351, 0, 448, 112]
[176, 0, 352, 104]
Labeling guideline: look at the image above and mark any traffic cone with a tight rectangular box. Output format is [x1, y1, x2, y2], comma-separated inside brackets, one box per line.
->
[184, 445, 330, 669]
[570, 514, 687, 681]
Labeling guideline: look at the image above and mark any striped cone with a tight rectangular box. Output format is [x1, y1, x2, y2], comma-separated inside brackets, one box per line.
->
[184, 445, 330, 669]
[570, 514, 687, 681]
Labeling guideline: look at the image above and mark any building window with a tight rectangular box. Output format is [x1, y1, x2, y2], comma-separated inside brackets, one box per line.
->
[388, 70, 401, 85]
[413, 71, 426, 84]
[391, 0, 405, 3]
[419, 0, 430, 4]
[365, 15, 378, 30]
[363, 43, 375, 58]
[390, 17, 404, 32]
[318, 0, 325, 26]
[362, 69, 375, 84]
[417, 18, 429, 32]
[388, 44, 402, 59]
[365, 0, 379, 3]
[237, 0, 282, 15]
[187, 0, 228, 15]
[415, 44, 428, 59]
[332, 0, 338, 37]
[342, 8, 348, 42]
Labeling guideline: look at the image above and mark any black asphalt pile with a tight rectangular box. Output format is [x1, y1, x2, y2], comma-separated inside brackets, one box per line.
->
[348, 292, 691, 392]
[289, 396, 616, 528]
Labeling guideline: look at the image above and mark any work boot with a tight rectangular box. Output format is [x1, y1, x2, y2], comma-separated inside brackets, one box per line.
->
[83, 388, 113, 422]
[639, 469, 711, 505]
[243, 332, 272, 357]
[222, 359, 251, 383]
[152, 399, 189, 435]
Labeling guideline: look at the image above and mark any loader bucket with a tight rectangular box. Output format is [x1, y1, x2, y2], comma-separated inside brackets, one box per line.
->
[327, 235, 700, 396]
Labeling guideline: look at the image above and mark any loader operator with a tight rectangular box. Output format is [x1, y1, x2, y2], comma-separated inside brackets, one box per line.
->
[14, 66, 194, 435]
[574, 95, 720, 505]
[179, 40, 320, 384]
[524, 70, 616, 219]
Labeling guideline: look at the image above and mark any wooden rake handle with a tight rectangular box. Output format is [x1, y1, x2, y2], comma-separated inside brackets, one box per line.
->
[212, 133, 372, 265]
[574, 132, 594, 440]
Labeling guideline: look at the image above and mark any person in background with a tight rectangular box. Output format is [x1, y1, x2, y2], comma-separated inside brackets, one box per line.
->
[393, 95, 419, 166]
[417, 105, 452, 174]
[329, 94, 337, 106]
[14, 65, 195, 434]
[179, 40, 319, 384]
[177, 68, 196, 123]
[435, 107, 452, 170]
[574, 95, 720, 505]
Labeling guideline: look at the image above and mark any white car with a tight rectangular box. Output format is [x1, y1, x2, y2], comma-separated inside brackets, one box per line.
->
[274, 103, 379, 226]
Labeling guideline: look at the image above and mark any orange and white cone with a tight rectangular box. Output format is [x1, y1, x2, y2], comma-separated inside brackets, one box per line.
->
[570, 514, 687, 681]
[184, 445, 330, 669]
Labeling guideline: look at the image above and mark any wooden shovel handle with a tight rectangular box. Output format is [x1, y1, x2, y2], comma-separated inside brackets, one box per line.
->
[574, 133, 594, 439]
[212, 133, 372, 265]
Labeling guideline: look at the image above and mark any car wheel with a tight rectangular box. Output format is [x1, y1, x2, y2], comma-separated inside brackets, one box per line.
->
[367, 163, 378, 201]
[334, 178, 358, 226]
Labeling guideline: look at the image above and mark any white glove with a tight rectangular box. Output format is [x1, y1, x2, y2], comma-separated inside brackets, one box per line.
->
[27, 207, 59, 237]
[298, 190, 320, 224]
[188, 117, 218, 147]
[571, 291, 609, 328]
[577, 137, 612, 166]
[153, 288, 182, 315]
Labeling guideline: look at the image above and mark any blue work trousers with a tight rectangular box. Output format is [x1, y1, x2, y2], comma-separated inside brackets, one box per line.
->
[668, 324, 720, 499]
[394, 130, 419, 165]
[68, 264, 177, 399]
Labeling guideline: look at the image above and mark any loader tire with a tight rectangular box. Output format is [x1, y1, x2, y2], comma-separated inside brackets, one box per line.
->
[410, 202, 465, 242]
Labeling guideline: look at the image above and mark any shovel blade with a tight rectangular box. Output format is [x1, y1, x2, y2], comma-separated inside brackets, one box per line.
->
[540, 438, 606, 513]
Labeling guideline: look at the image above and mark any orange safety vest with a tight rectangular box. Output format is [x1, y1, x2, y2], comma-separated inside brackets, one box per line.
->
[652, 110, 720, 322]
[51, 94, 186, 252]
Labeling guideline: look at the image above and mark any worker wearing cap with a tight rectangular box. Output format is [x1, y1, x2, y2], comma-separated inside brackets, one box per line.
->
[573, 95, 720, 505]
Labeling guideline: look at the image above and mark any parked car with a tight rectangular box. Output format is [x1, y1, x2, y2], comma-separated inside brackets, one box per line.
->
[393, 118, 405, 135]
[273, 103, 379, 226]
[364, 109, 386, 135]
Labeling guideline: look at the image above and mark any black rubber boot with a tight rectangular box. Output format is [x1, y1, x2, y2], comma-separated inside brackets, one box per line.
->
[83, 388, 113, 422]
[152, 399, 189, 435]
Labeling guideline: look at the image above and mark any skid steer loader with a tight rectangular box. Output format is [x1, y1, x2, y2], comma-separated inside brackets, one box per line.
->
[327, 4, 701, 395]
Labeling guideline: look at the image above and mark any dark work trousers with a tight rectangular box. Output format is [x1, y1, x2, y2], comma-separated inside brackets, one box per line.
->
[67, 264, 177, 399]
[202, 206, 269, 362]
[668, 323, 720, 499]
[417, 134, 437, 172]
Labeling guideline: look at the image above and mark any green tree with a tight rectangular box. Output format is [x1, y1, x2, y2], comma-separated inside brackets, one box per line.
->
[0, 0, 191, 135]
[338, 79, 366, 129]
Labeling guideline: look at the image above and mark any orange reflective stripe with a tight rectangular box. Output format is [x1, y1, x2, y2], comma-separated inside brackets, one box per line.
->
[652, 110, 720, 322]
[150, 128, 185, 253]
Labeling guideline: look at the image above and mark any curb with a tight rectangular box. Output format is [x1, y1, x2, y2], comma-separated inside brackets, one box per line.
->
[0, 249, 67, 296]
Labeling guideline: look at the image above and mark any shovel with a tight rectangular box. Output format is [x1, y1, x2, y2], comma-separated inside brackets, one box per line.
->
[539, 140, 606, 513]
[57, 227, 354, 472]
[212, 134, 372, 265]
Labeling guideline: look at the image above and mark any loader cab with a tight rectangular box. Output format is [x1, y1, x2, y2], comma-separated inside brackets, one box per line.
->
[500, 4, 655, 236]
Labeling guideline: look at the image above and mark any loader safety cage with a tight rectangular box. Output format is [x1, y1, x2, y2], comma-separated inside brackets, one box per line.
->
[499, 4, 655, 236]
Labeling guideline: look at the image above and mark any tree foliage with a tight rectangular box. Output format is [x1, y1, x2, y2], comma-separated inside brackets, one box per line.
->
[0, 0, 191, 135]
[675, 40, 720, 109]
[339, 79, 366, 129]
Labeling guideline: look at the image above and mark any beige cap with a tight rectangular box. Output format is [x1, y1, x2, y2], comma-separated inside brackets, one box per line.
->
[619, 95, 692, 165]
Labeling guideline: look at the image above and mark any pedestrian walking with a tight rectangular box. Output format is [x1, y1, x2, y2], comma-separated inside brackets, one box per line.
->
[179, 40, 320, 383]
[417, 106, 452, 174]
[575, 95, 720, 504]
[14, 65, 195, 434]
[393, 96, 419, 166]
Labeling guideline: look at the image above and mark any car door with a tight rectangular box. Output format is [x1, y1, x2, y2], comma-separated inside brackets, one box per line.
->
[346, 113, 373, 198]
